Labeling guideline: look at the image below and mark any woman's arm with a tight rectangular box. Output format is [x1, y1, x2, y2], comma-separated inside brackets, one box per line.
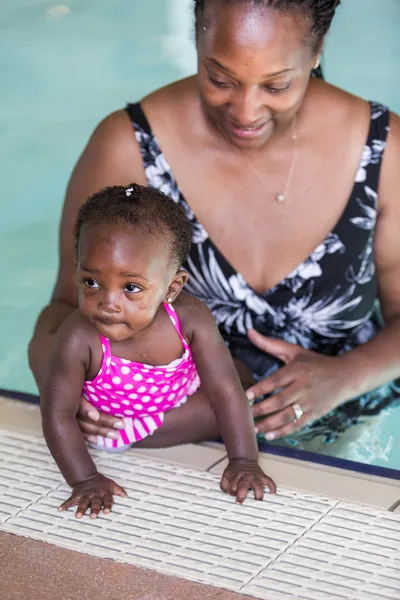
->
[28, 110, 146, 390]
[246, 113, 400, 440]
[341, 111, 400, 390]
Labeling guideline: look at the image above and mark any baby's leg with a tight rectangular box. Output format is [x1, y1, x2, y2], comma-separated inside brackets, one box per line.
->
[92, 360, 253, 451]
[135, 389, 219, 449]
[135, 360, 255, 449]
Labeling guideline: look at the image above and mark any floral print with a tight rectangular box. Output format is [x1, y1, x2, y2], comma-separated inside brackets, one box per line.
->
[126, 101, 398, 444]
[285, 233, 345, 293]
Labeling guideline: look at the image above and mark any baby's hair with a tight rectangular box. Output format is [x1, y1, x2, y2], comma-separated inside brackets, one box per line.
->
[74, 184, 193, 269]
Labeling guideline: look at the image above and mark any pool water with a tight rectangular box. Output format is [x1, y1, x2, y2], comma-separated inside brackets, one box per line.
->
[1, 0, 399, 469]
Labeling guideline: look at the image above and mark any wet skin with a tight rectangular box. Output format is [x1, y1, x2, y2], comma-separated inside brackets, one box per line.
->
[41, 224, 276, 518]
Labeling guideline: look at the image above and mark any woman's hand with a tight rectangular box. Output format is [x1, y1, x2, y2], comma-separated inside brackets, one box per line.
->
[220, 458, 276, 503]
[246, 330, 354, 440]
[59, 473, 128, 519]
[77, 396, 125, 443]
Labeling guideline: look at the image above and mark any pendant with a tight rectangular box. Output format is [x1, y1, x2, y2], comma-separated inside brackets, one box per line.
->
[276, 193, 285, 202]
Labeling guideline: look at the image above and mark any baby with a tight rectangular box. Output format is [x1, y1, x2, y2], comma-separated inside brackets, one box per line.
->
[41, 184, 275, 519]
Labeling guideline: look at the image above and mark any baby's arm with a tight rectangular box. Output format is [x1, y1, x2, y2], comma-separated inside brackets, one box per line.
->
[183, 299, 276, 502]
[40, 314, 126, 518]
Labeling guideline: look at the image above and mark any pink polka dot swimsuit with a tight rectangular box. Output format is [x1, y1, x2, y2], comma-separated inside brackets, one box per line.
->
[82, 303, 200, 450]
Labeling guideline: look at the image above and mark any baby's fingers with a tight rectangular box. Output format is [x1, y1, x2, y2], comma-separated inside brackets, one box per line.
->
[220, 474, 230, 494]
[102, 492, 114, 515]
[75, 495, 91, 519]
[220, 472, 241, 496]
[113, 483, 128, 498]
[59, 495, 79, 512]
[235, 478, 251, 504]
[262, 474, 277, 495]
[103, 483, 128, 514]
[251, 477, 265, 501]
[89, 495, 103, 519]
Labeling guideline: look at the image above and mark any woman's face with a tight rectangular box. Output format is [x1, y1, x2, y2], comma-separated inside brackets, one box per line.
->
[197, 3, 318, 149]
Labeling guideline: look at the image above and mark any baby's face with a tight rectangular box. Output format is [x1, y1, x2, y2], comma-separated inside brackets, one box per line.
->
[77, 223, 176, 342]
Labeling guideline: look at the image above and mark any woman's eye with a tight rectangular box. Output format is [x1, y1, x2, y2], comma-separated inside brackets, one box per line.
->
[208, 75, 232, 89]
[263, 83, 291, 94]
[125, 284, 141, 293]
[84, 279, 99, 289]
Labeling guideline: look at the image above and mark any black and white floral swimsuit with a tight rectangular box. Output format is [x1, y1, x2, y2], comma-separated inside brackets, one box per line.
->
[126, 101, 399, 443]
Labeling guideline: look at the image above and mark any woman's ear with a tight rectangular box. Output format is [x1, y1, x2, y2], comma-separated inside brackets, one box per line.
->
[164, 270, 189, 303]
[313, 36, 325, 70]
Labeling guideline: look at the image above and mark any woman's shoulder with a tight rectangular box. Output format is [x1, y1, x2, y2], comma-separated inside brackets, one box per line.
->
[377, 109, 400, 209]
[140, 77, 200, 134]
[80, 107, 148, 186]
[90, 78, 198, 156]
[90, 77, 195, 136]
[311, 79, 394, 128]
[89, 109, 140, 152]
[313, 81, 399, 207]
[309, 79, 374, 124]
[142, 77, 197, 112]
[314, 80, 398, 154]
[306, 79, 392, 157]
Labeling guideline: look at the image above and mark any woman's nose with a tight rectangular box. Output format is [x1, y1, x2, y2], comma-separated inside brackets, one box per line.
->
[230, 87, 264, 125]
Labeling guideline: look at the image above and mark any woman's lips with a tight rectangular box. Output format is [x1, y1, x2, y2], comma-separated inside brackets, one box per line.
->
[228, 121, 268, 139]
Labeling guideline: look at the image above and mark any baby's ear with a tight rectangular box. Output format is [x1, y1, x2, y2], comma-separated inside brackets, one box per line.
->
[164, 270, 189, 303]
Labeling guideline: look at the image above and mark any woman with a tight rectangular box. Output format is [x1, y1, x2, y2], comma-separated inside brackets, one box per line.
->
[29, 0, 400, 449]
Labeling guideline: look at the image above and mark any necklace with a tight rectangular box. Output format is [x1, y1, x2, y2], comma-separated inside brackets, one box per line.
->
[237, 115, 298, 203]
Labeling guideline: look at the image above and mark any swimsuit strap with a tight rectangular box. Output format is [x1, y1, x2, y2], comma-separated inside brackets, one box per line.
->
[98, 306, 189, 362]
[99, 334, 112, 364]
[163, 302, 190, 350]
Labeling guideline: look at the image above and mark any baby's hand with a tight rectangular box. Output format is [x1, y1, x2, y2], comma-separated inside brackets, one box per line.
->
[220, 458, 276, 503]
[59, 473, 128, 519]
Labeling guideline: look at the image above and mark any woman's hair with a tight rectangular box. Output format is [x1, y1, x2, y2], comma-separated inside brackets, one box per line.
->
[194, 0, 341, 49]
[74, 184, 193, 269]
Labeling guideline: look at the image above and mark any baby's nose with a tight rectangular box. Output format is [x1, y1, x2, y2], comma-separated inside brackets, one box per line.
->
[99, 291, 121, 312]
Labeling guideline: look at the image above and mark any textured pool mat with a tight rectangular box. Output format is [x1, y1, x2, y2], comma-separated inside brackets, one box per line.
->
[0, 430, 399, 599]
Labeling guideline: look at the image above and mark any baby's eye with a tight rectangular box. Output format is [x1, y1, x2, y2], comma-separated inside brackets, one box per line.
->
[125, 284, 141, 294]
[84, 278, 99, 289]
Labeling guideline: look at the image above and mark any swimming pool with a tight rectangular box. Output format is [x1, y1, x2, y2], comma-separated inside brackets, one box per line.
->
[1, 0, 399, 469]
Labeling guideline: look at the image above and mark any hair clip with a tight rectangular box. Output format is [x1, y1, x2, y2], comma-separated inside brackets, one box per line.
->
[126, 187, 134, 197]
